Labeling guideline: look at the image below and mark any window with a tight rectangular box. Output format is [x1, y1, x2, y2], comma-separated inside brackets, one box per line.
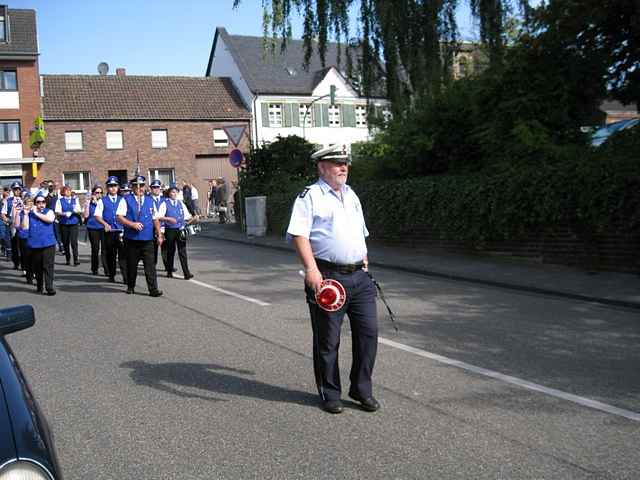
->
[63, 171, 91, 192]
[328, 105, 341, 127]
[355, 106, 367, 128]
[0, 70, 16, 91]
[149, 168, 174, 187]
[106, 130, 123, 150]
[151, 129, 168, 148]
[65, 131, 83, 151]
[299, 104, 312, 127]
[268, 104, 282, 128]
[0, 122, 20, 143]
[0, 8, 6, 42]
[213, 129, 228, 147]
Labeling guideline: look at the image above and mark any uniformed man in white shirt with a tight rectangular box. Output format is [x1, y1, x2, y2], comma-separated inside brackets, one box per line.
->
[287, 145, 379, 414]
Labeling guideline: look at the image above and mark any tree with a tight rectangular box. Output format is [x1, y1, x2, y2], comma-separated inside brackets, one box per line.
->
[233, 0, 531, 112]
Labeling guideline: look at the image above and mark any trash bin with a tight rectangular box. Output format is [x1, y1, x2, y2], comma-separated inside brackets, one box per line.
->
[245, 196, 267, 236]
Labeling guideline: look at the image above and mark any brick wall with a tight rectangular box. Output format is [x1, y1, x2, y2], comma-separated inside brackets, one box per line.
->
[38, 119, 250, 199]
[0, 59, 41, 183]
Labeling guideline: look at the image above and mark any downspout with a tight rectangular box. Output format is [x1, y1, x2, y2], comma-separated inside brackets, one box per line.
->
[252, 94, 259, 148]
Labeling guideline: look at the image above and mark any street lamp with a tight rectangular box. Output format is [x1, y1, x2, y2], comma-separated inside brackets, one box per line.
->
[302, 84, 337, 141]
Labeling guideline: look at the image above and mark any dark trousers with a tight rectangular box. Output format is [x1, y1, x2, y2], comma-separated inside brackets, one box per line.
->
[31, 245, 55, 292]
[305, 269, 378, 402]
[17, 237, 32, 280]
[124, 239, 159, 292]
[87, 228, 107, 274]
[154, 235, 170, 271]
[164, 228, 191, 276]
[10, 232, 20, 268]
[59, 223, 79, 263]
[53, 222, 62, 249]
[104, 231, 127, 282]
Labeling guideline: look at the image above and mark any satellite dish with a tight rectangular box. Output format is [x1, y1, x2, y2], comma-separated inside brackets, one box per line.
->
[97, 62, 109, 75]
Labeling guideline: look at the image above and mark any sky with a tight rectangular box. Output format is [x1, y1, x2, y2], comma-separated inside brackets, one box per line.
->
[10, 0, 486, 76]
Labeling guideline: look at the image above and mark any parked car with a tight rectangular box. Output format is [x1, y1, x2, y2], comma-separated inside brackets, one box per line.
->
[591, 118, 639, 146]
[0, 305, 63, 479]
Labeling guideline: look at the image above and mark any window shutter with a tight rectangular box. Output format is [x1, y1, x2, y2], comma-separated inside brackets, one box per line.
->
[261, 103, 270, 127]
[374, 105, 383, 119]
[291, 103, 300, 127]
[342, 104, 356, 127]
[321, 104, 329, 127]
[313, 104, 322, 127]
[283, 103, 292, 127]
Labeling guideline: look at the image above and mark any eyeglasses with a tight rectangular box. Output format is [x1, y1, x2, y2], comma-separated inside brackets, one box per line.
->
[151, 186, 160, 189]
[35, 200, 45, 204]
[94, 191, 103, 194]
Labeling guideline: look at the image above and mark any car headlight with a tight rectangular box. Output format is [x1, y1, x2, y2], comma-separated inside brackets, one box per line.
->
[0, 460, 53, 480]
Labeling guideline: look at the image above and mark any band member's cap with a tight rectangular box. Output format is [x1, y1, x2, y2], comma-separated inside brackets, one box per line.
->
[150, 179, 162, 188]
[10, 181, 22, 189]
[167, 182, 179, 191]
[120, 182, 131, 191]
[106, 176, 120, 186]
[131, 175, 146, 186]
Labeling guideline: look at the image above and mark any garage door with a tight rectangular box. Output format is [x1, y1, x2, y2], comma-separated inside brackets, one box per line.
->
[193, 155, 239, 214]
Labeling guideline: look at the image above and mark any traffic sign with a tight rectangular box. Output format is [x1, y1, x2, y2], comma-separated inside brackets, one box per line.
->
[229, 148, 244, 168]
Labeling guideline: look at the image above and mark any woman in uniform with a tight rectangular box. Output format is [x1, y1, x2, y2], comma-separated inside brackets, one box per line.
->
[83, 185, 106, 275]
[156, 183, 196, 279]
[55, 185, 81, 266]
[12, 193, 33, 284]
[22, 193, 57, 295]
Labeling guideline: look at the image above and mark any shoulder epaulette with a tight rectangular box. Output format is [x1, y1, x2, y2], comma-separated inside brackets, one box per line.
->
[298, 187, 311, 199]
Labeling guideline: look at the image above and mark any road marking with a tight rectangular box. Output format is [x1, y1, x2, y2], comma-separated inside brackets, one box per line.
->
[379, 337, 640, 422]
[173, 274, 271, 307]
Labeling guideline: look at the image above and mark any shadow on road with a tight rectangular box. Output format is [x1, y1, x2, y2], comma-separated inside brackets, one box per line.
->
[120, 360, 318, 407]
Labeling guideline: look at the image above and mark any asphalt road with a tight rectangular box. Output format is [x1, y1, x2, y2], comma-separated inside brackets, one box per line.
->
[1, 235, 639, 479]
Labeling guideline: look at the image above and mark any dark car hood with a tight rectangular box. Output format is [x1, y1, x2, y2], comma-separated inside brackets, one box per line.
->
[0, 379, 18, 465]
[0, 338, 61, 477]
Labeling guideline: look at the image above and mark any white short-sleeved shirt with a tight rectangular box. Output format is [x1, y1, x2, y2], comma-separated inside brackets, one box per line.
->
[94, 195, 121, 217]
[54, 197, 82, 214]
[156, 199, 193, 221]
[287, 178, 369, 264]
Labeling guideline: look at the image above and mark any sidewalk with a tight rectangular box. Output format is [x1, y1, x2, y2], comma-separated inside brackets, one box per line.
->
[198, 222, 640, 310]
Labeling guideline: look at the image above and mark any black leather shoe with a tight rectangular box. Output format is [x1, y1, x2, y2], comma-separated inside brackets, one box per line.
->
[349, 393, 380, 412]
[183, 273, 194, 280]
[321, 399, 344, 414]
[166, 272, 173, 278]
[126, 288, 135, 294]
[149, 289, 163, 297]
[74, 261, 80, 266]
[108, 277, 116, 283]
[46, 290, 56, 296]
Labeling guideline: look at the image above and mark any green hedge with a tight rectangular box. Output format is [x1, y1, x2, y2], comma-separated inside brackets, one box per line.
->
[264, 128, 640, 246]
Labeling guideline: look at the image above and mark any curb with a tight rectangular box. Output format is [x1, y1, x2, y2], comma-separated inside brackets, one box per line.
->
[198, 230, 640, 311]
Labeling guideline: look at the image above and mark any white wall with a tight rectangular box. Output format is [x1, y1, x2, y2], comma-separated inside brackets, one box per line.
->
[255, 94, 389, 151]
[0, 143, 23, 159]
[312, 68, 358, 99]
[0, 92, 19, 109]
[209, 35, 254, 108]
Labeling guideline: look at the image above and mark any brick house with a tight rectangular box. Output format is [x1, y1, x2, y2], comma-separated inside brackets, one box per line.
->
[39, 72, 251, 212]
[0, 6, 43, 188]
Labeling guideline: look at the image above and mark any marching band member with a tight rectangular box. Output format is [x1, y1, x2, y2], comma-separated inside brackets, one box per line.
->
[287, 145, 379, 414]
[21, 193, 56, 295]
[94, 176, 127, 284]
[116, 175, 163, 297]
[13, 193, 33, 284]
[55, 185, 81, 266]
[156, 183, 195, 279]
[149, 179, 168, 270]
[0, 181, 23, 270]
[83, 184, 106, 275]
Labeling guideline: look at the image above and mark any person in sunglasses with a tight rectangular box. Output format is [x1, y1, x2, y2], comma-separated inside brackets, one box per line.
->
[12, 193, 33, 284]
[21, 193, 56, 295]
[83, 184, 107, 275]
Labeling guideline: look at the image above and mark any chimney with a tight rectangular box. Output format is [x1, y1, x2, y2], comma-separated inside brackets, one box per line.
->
[116, 68, 126, 77]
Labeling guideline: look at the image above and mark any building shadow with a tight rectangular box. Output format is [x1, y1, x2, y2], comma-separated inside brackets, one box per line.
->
[120, 360, 317, 407]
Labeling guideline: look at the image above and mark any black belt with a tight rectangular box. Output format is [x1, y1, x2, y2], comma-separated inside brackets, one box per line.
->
[315, 258, 364, 274]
